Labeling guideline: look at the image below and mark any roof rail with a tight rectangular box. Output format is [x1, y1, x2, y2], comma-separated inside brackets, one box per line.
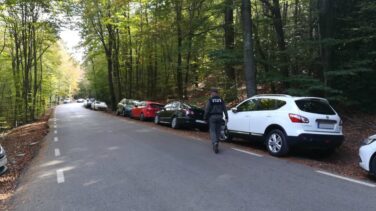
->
[254, 94, 292, 97]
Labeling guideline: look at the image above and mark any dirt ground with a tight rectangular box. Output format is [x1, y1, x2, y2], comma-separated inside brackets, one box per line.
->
[106, 110, 376, 182]
[0, 110, 52, 210]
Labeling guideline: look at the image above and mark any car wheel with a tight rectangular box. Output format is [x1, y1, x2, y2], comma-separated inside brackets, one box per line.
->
[266, 129, 289, 157]
[370, 155, 376, 176]
[140, 113, 145, 121]
[171, 117, 179, 129]
[154, 115, 160, 124]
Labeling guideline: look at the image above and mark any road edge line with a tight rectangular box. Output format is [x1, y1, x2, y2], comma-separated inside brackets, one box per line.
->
[316, 170, 376, 188]
[232, 148, 263, 157]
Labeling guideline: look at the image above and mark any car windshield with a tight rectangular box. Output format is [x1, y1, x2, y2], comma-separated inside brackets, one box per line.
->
[295, 99, 336, 115]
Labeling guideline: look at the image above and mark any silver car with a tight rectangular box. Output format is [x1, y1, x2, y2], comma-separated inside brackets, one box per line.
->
[0, 144, 8, 174]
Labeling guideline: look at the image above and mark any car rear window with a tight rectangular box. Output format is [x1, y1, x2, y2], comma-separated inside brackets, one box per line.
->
[295, 99, 336, 115]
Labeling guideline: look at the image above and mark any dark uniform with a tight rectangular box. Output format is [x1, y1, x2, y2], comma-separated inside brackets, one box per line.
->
[204, 95, 228, 152]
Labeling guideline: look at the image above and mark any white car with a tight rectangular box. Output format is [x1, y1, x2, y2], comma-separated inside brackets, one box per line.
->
[63, 98, 71, 104]
[92, 101, 108, 110]
[77, 98, 85, 103]
[226, 94, 344, 156]
[359, 134, 376, 175]
[0, 144, 7, 174]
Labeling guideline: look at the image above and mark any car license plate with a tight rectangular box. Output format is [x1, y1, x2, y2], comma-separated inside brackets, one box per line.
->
[195, 120, 206, 124]
[318, 122, 334, 130]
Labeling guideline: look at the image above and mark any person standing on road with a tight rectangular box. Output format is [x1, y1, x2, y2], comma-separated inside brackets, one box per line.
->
[204, 88, 228, 154]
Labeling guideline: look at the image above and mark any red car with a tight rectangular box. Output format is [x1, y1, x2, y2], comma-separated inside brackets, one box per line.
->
[131, 101, 165, 121]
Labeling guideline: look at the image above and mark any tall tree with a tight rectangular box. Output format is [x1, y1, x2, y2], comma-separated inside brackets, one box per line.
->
[241, 0, 257, 97]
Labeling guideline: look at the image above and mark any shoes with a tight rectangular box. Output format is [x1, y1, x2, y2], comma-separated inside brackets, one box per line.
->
[213, 142, 219, 154]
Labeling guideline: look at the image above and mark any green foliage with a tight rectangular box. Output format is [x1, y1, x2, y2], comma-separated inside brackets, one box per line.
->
[0, 1, 81, 129]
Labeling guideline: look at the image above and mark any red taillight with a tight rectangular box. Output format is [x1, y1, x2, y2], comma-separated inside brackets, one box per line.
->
[289, 113, 309, 123]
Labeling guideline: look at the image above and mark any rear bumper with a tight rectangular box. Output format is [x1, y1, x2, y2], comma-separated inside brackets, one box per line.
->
[287, 134, 344, 149]
[177, 117, 207, 128]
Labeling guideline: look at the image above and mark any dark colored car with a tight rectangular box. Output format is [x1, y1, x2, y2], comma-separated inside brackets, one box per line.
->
[155, 101, 208, 131]
[116, 99, 139, 117]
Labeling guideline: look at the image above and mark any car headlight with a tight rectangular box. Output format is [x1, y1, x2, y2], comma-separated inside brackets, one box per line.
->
[363, 137, 376, 145]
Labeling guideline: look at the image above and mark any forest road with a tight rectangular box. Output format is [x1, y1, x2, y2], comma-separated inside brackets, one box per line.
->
[10, 103, 376, 211]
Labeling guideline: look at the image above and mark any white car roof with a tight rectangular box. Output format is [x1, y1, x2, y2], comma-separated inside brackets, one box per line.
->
[253, 94, 328, 102]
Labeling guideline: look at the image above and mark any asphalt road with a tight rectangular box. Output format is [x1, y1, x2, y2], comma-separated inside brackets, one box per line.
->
[11, 103, 376, 211]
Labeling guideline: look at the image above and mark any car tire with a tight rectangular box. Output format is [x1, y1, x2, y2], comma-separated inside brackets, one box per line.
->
[266, 129, 289, 157]
[154, 115, 160, 124]
[370, 155, 376, 176]
[140, 113, 145, 121]
[171, 117, 180, 129]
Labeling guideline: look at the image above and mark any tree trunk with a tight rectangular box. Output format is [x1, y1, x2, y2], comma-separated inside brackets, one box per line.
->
[175, 0, 183, 99]
[241, 0, 257, 97]
[224, 0, 237, 101]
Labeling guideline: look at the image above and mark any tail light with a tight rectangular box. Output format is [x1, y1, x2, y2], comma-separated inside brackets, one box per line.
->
[289, 113, 309, 123]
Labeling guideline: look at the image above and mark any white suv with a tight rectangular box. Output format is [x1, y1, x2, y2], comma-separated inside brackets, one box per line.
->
[226, 95, 344, 156]
[359, 134, 376, 175]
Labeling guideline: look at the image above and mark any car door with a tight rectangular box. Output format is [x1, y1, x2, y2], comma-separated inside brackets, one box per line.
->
[228, 99, 258, 134]
[159, 103, 171, 122]
[133, 102, 143, 117]
[166, 102, 178, 122]
[250, 98, 287, 135]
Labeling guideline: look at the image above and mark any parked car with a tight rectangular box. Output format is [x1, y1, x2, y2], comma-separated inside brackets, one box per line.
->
[155, 101, 208, 131]
[77, 98, 85, 103]
[226, 94, 344, 156]
[92, 101, 108, 111]
[63, 98, 71, 104]
[359, 134, 376, 175]
[131, 101, 164, 121]
[84, 98, 95, 109]
[0, 144, 7, 174]
[116, 99, 139, 117]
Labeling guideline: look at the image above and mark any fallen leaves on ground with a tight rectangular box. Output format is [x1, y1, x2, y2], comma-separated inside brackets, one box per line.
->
[0, 110, 51, 210]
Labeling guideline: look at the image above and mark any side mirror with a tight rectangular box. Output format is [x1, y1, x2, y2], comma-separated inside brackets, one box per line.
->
[231, 107, 238, 113]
